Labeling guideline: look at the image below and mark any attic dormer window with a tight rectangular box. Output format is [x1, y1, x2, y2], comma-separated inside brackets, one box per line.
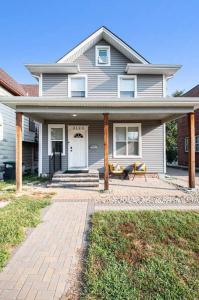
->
[96, 46, 110, 66]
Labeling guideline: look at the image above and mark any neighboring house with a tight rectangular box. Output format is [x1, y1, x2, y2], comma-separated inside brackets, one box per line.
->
[0, 68, 38, 176]
[1, 26, 199, 190]
[177, 85, 199, 167]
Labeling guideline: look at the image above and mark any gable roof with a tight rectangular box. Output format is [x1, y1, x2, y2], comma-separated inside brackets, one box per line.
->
[183, 84, 199, 97]
[0, 68, 38, 96]
[57, 26, 149, 64]
[21, 84, 39, 96]
[0, 68, 26, 96]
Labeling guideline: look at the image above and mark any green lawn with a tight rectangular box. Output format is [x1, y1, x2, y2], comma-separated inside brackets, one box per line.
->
[0, 182, 50, 269]
[83, 211, 199, 300]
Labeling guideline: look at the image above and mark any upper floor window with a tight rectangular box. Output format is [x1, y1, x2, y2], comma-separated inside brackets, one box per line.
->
[95, 46, 110, 66]
[118, 75, 137, 98]
[68, 75, 87, 98]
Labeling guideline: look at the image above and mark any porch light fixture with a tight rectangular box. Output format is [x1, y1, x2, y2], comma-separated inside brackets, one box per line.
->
[72, 114, 77, 117]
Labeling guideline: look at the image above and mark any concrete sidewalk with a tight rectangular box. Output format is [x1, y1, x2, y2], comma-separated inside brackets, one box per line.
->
[0, 202, 88, 300]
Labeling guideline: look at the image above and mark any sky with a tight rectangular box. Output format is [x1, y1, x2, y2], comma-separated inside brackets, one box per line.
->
[0, 0, 199, 95]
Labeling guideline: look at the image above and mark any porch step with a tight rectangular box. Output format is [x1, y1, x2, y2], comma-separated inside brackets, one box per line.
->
[48, 182, 99, 188]
[53, 173, 99, 178]
[52, 177, 99, 183]
[48, 170, 99, 188]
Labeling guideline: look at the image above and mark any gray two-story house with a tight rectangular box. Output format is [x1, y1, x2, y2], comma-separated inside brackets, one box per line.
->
[1, 27, 198, 191]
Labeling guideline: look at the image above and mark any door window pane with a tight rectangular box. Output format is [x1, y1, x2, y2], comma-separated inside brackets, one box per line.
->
[51, 128, 63, 140]
[52, 141, 63, 153]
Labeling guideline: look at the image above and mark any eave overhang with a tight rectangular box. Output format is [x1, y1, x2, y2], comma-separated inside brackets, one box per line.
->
[126, 64, 181, 77]
[25, 64, 80, 76]
[0, 96, 199, 110]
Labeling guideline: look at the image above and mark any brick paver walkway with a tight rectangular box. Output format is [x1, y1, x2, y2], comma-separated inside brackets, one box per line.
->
[0, 202, 88, 300]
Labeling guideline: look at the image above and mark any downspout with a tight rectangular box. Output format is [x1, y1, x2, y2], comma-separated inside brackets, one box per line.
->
[32, 74, 43, 176]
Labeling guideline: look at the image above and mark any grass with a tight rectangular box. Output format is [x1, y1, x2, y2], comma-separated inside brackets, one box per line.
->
[0, 195, 51, 269]
[83, 211, 199, 300]
[0, 180, 51, 269]
[0, 175, 49, 202]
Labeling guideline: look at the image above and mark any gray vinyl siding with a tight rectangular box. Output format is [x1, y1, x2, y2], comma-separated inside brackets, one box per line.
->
[0, 85, 37, 168]
[42, 74, 68, 96]
[42, 40, 163, 97]
[42, 120, 164, 174]
[0, 103, 16, 166]
[137, 75, 163, 97]
[23, 116, 37, 143]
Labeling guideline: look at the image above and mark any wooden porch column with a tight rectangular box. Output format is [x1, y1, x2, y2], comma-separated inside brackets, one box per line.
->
[16, 112, 23, 193]
[103, 113, 109, 190]
[188, 112, 195, 189]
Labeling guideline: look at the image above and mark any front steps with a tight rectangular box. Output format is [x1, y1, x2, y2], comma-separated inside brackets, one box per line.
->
[48, 170, 99, 188]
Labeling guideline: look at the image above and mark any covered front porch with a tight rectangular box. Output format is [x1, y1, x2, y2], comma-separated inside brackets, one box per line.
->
[0, 96, 198, 192]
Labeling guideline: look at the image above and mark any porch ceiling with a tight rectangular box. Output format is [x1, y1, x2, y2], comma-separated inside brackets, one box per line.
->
[23, 111, 184, 123]
[0, 96, 199, 123]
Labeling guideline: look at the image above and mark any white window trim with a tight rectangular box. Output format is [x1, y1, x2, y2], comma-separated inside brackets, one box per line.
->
[95, 45, 111, 66]
[185, 135, 199, 153]
[113, 123, 142, 158]
[48, 124, 65, 156]
[68, 74, 88, 98]
[117, 75, 137, 98]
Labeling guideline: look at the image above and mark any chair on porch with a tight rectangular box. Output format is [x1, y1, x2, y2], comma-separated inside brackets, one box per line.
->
[109, 163, 125, 179]
[129, 162, 147, 181]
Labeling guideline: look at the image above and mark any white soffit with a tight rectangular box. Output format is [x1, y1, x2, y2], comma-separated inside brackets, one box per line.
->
[57, 27, 149, 64]
[126, 64, 182, 76]
[25, 64, 79, 76]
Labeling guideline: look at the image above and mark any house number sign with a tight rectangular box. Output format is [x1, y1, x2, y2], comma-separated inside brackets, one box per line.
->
[72, 126, 85, 130]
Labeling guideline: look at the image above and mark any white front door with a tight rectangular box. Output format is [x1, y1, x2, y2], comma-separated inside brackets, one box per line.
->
[68, 125, 88, 170]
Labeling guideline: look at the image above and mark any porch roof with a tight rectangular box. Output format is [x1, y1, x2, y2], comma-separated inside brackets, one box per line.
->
[1, 96, 199, 123]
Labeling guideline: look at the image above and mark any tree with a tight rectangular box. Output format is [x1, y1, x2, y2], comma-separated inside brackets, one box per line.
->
[166, 90, 184, 163]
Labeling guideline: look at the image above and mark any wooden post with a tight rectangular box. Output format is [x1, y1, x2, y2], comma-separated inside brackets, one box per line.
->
[103, 113, 109, 190]
[16, 112, 23, 193]
[188, 112, 195, 189]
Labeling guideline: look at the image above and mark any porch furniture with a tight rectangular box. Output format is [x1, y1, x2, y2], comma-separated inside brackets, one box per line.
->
[109, 163, 125, 179]
[130, 162, 147, 181]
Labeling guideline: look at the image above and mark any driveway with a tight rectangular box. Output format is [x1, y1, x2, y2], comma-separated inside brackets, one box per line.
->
[166, 167, 199, 188]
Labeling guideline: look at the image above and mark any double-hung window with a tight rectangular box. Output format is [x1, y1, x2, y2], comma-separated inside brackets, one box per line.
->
[48, 124, 65, 155]
[113, 123, 141, 157]
[95, 46, 110, 66]
[68, 75, 87, 97]
[118, 75, 137, 98]
[185, 136, 199, 152]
